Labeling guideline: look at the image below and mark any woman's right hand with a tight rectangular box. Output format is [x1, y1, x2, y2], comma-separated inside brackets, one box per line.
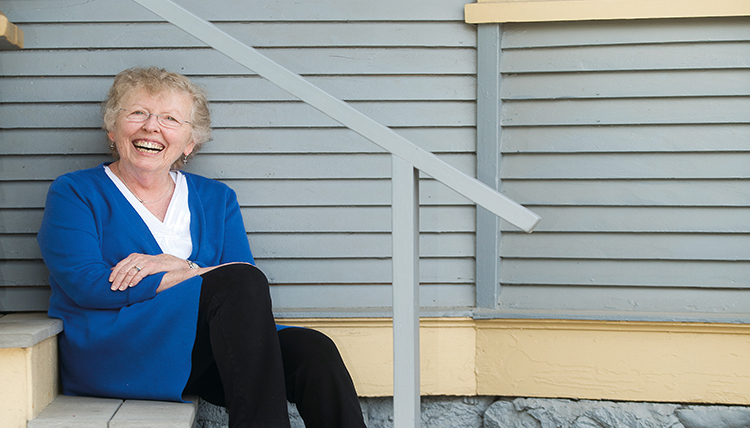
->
[109, 253, 195, 292]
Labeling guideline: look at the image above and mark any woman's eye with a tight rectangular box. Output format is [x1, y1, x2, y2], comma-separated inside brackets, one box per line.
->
[164, 116, 180, 123]
[130, 110, 148, 117]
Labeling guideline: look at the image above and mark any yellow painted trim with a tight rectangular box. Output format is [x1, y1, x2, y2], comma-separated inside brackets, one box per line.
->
[465, 0, 750, 24]
[277, 318, 477, 396]
[476, 319, 750, 404]
[279, 318, 750, 404]
[0, 11, 24, 50]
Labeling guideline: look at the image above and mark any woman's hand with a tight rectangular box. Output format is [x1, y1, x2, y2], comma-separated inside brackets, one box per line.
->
[109, 253, 190, 291]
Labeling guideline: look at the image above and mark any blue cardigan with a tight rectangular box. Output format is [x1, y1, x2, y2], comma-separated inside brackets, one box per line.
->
[38, 163, 258, 402]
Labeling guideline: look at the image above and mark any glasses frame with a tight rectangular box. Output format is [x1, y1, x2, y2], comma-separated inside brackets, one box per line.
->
[118, 108, 191, 129]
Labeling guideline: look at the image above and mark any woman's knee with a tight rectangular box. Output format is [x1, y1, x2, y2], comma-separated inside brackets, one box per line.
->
[279, 328, 345, 370]
[200, 263, 271, 303]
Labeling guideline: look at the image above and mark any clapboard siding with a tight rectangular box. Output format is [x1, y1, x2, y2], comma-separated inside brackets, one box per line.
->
[1, 76, 477, 102]
[1, 49, 476, 75]
[501, 17, 750, 48]
[0, 258, 475, 286]
[3, 232, 475, 262]
[508, 206, 750, 233]
[2, 101, 475, 128]
[503, 70, 750, 99]
[490, 18, 750, 320]
[0, 0, 477, 311]
[501, 43, 750, 72]
[1, 128, 477, 154]
[3, 0, 467, 22]
[502, 125, 750, 152]
[503, 180, 750, 207]
[0, 180, 472, 209]
[18, 22, 475, 48]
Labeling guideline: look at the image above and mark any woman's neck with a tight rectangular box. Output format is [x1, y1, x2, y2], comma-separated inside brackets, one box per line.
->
[110, 161, 175, 221]
[111, 161, 173, 198]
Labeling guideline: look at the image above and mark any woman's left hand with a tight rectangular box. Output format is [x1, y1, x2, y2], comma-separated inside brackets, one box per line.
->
[109, 253, 189, 291]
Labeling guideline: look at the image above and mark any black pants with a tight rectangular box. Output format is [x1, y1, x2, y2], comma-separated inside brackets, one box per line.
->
[183, 263, 366, 428]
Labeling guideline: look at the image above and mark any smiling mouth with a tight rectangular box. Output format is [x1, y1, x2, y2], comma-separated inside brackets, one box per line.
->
[133, 140, 165, 153]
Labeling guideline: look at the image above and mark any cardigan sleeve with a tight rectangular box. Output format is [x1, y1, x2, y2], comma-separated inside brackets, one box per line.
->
[38, 175, 162, 309]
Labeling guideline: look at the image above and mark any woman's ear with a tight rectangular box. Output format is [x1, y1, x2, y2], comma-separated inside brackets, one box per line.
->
[184, 141, 196, 157]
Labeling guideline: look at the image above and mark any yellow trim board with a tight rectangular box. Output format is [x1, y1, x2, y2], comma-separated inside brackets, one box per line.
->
[280, 318, 750, 404]
[476, 319, 750, 404]
[277, 318, 477, 397]
[465, 0, 750, 23]
[0, 11, 24, 49]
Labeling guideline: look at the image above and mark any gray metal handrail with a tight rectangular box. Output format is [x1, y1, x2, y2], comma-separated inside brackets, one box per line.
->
[132, 1, 541, 426]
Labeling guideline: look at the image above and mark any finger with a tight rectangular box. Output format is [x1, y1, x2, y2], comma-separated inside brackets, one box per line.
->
[123, 266, 145, 290]
[109, 254, 138, 283]
[112, 263, 142, 291]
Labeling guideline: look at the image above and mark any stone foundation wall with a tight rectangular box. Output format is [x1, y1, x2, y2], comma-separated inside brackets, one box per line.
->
[197, 396, 750, 428]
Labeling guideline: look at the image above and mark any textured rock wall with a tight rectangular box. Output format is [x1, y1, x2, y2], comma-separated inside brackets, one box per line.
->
[196, 397, 750, 428]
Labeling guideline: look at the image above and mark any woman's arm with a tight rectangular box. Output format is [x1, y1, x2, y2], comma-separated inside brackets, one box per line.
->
[38, 175, 163, 308]
[108, 252, 247, 294]
[107, 183, 255, 293]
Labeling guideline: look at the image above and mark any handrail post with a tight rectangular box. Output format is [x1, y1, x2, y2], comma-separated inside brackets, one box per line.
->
[392, 155, 420, 427]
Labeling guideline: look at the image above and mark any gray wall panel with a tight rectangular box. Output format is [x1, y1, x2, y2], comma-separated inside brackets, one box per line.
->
[479, 17, 750, 321]
[0, 0, 477, 312]
[0, 48, 475, 76]
[19, 22, 476, 49]
[3, 0, 467, 22]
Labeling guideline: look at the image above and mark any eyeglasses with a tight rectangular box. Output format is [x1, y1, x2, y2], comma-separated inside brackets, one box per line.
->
[119, 108, 191, 129]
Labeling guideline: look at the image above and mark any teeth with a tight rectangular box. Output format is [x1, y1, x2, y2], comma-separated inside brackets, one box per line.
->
[134, 141, 164, 153]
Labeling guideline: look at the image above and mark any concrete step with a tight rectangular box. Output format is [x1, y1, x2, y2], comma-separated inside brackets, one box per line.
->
[28, 395, 199, 428]
[0, 313, 197, 428]
[0, 313, 62, 428]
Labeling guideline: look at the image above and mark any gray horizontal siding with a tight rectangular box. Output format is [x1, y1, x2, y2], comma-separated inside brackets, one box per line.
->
[0, 180, 472, 209]
[0, 0, 478, 311]
[3, 0, 467, 22]
[1, 128, 477, 154]
[501, 17, 750, 48]
[18, 22, 475, 48]
[487, 17, 750, 320]
[2, 101, 475, 128]
[1, 75, 477, 102]
[2, 48, 476, 75]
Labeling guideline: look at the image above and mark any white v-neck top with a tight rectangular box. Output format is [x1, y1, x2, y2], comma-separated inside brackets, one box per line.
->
[104, 165, 193, 259]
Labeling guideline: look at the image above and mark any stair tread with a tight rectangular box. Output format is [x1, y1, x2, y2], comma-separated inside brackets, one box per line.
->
[0, 312, 62, 348]
[28, 395, 198, 428]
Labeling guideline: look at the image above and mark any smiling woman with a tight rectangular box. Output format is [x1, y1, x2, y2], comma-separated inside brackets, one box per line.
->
[36, 66, 366, 428]
[102, 67, 211, 170]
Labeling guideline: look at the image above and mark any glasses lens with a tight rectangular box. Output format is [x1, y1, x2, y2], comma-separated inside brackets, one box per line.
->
[122, 109, 184, 128]
[157, 115, 182, 128]
[126, 110, 149, 122]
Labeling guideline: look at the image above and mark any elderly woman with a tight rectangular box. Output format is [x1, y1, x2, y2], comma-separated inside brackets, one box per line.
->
[37, 67, 366, 428]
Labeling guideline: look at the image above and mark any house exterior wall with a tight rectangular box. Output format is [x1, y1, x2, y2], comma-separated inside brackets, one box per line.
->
[0, 0, 477, 313]
[2, 0, 750, 405]
[467, 0, 750, 405]
[476, 16, 750, 322]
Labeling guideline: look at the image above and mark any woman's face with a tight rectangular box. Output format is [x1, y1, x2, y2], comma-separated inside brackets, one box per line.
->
[108, 87, 196, 174]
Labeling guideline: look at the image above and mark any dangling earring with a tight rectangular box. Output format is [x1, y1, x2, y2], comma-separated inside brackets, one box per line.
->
[183, 154, 189, 165]
[109, 142, 115, 150]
